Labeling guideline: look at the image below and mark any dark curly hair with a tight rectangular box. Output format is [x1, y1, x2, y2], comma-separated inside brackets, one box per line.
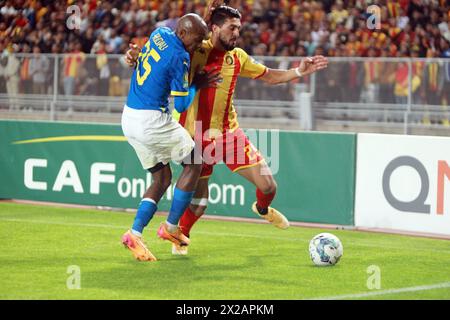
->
[210, 6, 242, 27]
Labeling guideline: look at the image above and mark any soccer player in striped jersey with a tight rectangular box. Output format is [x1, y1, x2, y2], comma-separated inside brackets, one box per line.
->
[125, 6, 328, 255]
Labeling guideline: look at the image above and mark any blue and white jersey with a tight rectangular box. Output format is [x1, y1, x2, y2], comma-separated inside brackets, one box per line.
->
[126, 27, 190, 112]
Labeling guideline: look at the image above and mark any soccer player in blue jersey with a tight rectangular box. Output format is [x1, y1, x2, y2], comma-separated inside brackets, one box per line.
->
[121, 14, 219, 261]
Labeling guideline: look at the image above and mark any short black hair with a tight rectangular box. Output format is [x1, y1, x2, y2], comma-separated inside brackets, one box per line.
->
[210, 6, 242, 27]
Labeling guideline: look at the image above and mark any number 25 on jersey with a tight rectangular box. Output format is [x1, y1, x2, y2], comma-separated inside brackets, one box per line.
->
[136, 42, 161, 86]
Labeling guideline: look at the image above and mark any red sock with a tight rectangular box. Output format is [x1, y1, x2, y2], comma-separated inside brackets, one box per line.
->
[256, 189, 276, 210]
[179, 207, 203, 237]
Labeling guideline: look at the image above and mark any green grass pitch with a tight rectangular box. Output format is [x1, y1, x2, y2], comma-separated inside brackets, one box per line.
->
[1, 202, 449, 300]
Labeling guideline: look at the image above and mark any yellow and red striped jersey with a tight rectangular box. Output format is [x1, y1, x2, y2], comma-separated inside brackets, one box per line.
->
[387, 1, 400, 18]
[179, 39, 267, 140]
[63, 52, 85, 78]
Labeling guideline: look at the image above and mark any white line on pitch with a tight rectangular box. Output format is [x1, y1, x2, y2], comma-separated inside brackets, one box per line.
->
[1, 217, 450, 254]
[310, 282, 450, 300]
[0, 217, 306, 241]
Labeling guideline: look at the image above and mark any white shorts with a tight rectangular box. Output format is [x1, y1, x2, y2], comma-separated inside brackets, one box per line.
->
[121, 105, 195, 170]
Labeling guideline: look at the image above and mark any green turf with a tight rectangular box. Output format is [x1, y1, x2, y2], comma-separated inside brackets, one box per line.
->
[0, 202, 449, 300]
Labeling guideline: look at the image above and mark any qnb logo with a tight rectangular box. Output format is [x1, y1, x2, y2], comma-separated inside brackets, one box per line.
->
[366, 5, 381, 30]
[382, 156, 450, 215]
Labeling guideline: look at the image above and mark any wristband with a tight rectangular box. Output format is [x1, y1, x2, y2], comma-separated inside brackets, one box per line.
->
[295, 67, 303, 77]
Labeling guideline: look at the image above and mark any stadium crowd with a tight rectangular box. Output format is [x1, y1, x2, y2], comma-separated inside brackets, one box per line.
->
[1, 0, 449, 57]
[0, 0, 449, 108]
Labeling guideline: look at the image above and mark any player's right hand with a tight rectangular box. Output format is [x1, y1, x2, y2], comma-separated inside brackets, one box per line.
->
[124, 43, 141, 67]
[192, 66, 222, 89]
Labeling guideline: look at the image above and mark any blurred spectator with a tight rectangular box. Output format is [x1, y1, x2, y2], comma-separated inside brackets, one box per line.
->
[156, 6, 179, 31]
[81, 27, 96, 53]
[19, 43, 32, 94]
[95, 40, 110, 96]
[394, 59, 409, 105]
[62, 42, 85, 96]
[107, 28, 124, 54]
[329, 0, 348, 30]
[3, 46, 20, 109]
[326, 47, 344, 102]
[1, 0, 17, 16]
[108, 58, 124, 96]
[362, 47, 381, 104]
[29, 45, 49, 94]
[95, 20, 112, 41]
[394, 50, 421, 106]
[345, 49, 364, 103]
[378, 49, 396, 104]
[78, 55, 98, 96]
[421, 49, 441, 106]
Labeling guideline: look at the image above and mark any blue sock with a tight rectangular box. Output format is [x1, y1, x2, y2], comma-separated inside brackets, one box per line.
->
[167, 188, 194, 225]
[131, 198, 157, 234]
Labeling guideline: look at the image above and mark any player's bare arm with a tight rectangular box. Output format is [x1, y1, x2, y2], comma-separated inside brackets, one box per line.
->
[259, 55, 329, 85]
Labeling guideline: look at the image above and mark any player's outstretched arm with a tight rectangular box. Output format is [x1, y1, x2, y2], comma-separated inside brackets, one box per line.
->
[259, 55, 329, 85]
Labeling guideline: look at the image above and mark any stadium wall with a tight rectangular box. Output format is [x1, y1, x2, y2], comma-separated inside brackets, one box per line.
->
[354, 133, 450, 236]
[0, 120, 356, 225]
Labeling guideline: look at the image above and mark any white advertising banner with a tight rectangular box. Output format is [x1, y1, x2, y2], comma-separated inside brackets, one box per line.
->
[355, 133, 450, 235]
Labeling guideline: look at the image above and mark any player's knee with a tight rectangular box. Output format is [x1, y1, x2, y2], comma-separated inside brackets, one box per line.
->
[260, 178, 277, 194]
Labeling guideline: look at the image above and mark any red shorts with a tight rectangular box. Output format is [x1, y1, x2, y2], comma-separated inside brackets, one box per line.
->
[197, 128, 264, 178]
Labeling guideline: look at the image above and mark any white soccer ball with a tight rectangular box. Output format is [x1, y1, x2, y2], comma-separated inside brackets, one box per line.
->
[309, 233, 343, 266]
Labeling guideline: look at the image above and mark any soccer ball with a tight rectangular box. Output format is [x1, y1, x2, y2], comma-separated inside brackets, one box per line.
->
[309, 233, 343, 266]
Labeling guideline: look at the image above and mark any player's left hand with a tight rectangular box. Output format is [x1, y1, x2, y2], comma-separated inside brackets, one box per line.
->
[297, 55, 328, 76]
[124, 43, 141, 67]
[192, 66, 222, 89]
